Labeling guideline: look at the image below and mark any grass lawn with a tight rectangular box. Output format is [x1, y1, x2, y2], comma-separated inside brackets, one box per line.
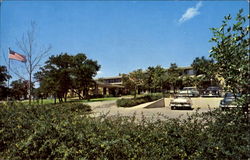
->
[20, 97, 119, 105]
[3, 93, 163, 105]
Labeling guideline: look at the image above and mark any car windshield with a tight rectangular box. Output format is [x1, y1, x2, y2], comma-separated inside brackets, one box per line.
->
[176, 92, 189, 97]
[207, 87, 219, 90]
[183, 87, 196, 90]
[225, 93, 241, 98]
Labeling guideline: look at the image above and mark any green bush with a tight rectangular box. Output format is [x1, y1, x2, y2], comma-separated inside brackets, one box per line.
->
[117, 94, 162, 107]
[68, 103, 92, 112]
[0, 102, 249, 159]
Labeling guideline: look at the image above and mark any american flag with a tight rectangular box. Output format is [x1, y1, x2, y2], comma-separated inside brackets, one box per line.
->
[9, 49, 27, 62]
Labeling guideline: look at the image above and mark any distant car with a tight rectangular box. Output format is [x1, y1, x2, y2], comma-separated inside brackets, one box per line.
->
[220, 92, 241, 110]
[202, 86, 222, 97]
[182, 87, 200, 97]
[170, 91, 192, 110]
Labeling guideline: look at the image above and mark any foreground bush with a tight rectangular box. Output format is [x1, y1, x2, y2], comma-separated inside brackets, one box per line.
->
[117, 94, 163, 107]
[0, 102, 249, 159]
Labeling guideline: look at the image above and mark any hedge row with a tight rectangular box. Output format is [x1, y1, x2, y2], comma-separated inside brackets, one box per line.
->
[0, 103, 249, 159]
[116, 94, 163, 107]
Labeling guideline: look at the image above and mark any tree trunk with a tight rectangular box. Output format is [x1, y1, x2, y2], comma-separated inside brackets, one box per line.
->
[64, 93, 67, 102]
[86, 88, 90, 101]
[78, 90, 82, 99]
[134, 86, 137, 98]
[54, 95, 56, 104]
[29, 71, 32, 105]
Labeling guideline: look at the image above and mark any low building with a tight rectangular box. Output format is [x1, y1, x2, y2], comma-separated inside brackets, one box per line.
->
[101, 76, 122, 85]
[180, 66, 196, 76]
[93, 76, 126, 96]
[94, 66, 197, 96]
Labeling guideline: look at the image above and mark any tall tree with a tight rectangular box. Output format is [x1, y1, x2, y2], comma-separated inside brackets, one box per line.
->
[35, 53, 72, 103]
[71, 53, 100, 99]
[209, 9, 249, 110]
[191, 56, 218, 88]
[0, 66, 11, 86]
[191, 56, 215, 76]
[0, 66, 11, 100]
[122, 69, 145, 98]
[35, 53, 100, 103]
[144, 67, 155, 93]
[15, 22, 51, 104]
[166, 63, 183, 93]
[151, 65, 166, 93]
[10, 79, 33, 100]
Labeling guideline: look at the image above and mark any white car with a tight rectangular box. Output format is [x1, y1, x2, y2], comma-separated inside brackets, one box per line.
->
[170, 91, 193, 110]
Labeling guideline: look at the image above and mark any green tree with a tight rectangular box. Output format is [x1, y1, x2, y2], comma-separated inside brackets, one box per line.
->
[191, 56, 215, 76]
[71, 53, 100, 100]
[122, 69, 145, 98]
[182, 76, 197, 88]
[144, 67, 155, 93]
[35, 53, 100, 103]
[151, 65, 166, 93]
[209, 9, 249, 110]
[35, 53, 73, 103]
[10, 79, 32, 100]
[0, 66, 11, 100]
[0, 66, 11, 86]
[191, 56, 219, 88]
[166, 63, 183, 93]
[34, 68, 58, 103]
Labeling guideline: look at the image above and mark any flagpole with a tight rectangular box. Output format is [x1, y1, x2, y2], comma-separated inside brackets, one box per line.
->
[7, 48, 10, 102]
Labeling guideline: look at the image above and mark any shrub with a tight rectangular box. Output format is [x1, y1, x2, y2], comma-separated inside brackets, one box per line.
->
[117, 94, 162, 107]
[89, 94, 104, 98]
[68, 103, 92, 112]
[0, 103, 249, 159]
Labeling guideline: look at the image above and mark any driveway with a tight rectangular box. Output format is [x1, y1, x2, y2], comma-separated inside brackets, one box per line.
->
[87, 97, 223, 120]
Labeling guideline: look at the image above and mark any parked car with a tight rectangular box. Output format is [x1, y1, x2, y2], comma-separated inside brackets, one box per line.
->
[182, 87, 200, 97]
[220, 92, 241, 110]
[170, 90, 192, 110]
[202, 86, 222, 97]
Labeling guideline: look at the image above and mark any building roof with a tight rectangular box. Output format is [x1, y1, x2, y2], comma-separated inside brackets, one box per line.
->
[100, 76, 122, 79]
[95, 81, 124, 88]
[166, 66, 193, 70]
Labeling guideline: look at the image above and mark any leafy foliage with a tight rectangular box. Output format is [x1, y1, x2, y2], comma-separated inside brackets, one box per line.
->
[10, 79, 34, 100]
[35, 53, 73, 103]
[209, 9, 250, 109]
[0, 103, 249, 159]
[116, 93, 163, 107]
[0, 65, 11, 100]
[209, 9, 249, 94]
[144, 65, 167, 93]
[0, 66, 11, 86]
[165, 63, 183, 93]
[191, 56, 215, 76]
[71, 53, 101, 100]
[121, 69, 145, 98]
[35, 53, 100, 103]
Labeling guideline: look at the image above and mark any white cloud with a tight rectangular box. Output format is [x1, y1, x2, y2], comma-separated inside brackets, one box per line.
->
[95, 71, 103, 78]
[97, 71, 103, 75]
[178, 1, 202, 24]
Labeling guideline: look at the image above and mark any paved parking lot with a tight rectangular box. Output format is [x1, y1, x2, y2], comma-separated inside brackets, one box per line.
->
[88, 97, 223, 120]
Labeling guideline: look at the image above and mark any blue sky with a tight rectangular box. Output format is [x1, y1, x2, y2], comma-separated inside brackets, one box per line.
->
[0, 1, 249, 81]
